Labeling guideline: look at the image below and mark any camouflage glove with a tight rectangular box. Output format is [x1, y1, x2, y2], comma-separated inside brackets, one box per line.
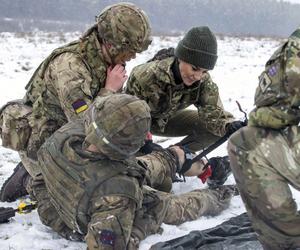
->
[225, 120, 247, 136]
[206, 156, 232, 188]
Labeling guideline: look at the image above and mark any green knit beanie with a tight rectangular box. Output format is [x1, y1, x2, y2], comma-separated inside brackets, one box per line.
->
[175, 26, 218, 70]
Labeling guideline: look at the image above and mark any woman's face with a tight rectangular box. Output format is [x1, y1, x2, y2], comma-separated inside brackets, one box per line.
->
[178, 60, 208, 86]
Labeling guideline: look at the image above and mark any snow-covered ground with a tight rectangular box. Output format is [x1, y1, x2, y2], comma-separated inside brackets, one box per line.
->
[0, 31, 298, 250]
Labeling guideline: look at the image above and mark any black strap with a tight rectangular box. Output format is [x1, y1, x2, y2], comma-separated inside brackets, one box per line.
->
[177, 146, 194, 176]
[190, 133, 230, 165]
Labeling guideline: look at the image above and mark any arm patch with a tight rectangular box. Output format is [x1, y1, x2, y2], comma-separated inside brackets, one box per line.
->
[99, 229, 116, 246]
[259, 73, 272, 93]
[72, 99, 88, 114]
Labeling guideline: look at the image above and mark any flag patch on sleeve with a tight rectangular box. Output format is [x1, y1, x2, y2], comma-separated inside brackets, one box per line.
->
[267, 65, 278, 77]
[72, 99, 88, 114]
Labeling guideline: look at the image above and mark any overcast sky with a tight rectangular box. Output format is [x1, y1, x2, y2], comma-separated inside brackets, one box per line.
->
[285, 0, 300, 3]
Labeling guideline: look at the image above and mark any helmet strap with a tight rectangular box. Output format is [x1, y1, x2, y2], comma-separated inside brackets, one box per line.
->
[101, 42, 114, 66]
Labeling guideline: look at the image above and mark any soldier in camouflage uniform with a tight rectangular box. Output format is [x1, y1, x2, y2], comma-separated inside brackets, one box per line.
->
[33, 93, 235, 249]
[227, 28, 300, 250]
[126, 26, 245, 154]
[0, 2, 152, 202]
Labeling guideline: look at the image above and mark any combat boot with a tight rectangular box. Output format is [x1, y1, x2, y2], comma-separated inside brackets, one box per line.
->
[0, 162, 30, 202]
[207, 156, 232, 188]
[212, 184, 239, 197]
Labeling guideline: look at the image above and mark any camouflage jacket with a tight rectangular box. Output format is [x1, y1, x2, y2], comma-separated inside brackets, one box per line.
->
[24, 30, 110, 156]
[249, 28, 300, 129]
[38, 121, 146, 234]
[126, 57, 234, 136]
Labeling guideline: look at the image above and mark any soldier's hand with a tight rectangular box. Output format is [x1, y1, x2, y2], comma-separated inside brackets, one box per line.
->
[105, 64, 128, 92]
[137, 132, 163, 155]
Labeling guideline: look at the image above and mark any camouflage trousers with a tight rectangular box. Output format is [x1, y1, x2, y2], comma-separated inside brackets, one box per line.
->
[86, 186, 232, 250]
[227, 125, 300, 250]
[31, 176, 232, 250]
[138, 150, 177, 193]
[152, 109, 221, 152]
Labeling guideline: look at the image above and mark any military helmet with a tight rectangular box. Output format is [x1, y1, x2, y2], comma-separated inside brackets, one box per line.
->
[85, 94, 151, 160]
[96, 2, 152, 53]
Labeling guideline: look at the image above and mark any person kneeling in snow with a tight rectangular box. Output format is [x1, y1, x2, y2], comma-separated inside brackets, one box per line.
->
[228, 27, 300, 250]
[33, 93, 235, 249]
[126, 26, 245, 153]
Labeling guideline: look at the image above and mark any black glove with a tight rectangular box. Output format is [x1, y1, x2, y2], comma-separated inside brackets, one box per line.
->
[138, 140, 163, 155]
[226, 120, 247, 136]
[207, 156, 232, 188]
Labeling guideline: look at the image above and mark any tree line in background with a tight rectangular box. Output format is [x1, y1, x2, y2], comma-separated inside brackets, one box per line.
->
[0, 0, 299, 37]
